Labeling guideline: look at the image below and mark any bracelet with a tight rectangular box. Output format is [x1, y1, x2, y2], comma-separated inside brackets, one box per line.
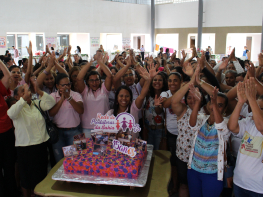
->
[199, 80, 204, 86]
[43, 70, 49, 75]
[67, 96, 73, 102]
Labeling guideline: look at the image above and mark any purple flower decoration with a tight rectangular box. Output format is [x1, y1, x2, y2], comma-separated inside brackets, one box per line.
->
[99, 166, 104, 169]
[123, 168, 128, 173]
[132, 169, 137, 174]
[114, 168, 118, 172]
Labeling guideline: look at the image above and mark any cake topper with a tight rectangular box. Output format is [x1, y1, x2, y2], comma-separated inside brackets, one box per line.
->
[91, 112, 141, 133]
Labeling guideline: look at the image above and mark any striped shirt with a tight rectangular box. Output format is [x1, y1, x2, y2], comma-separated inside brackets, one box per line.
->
[191, 122, 219, 174]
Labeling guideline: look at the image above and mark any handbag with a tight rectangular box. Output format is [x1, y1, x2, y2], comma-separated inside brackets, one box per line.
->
[159, 109, 168, 150]
[33, 100, 59, 144]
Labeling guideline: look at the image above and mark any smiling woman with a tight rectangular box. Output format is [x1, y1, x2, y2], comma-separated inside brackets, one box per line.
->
[49, 73, 84, 162]
[76, 52, 113, 138]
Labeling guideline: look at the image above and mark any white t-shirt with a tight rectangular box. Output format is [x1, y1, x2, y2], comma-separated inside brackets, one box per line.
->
[233, 117, 263, 194]
[160, 90, 178, 135]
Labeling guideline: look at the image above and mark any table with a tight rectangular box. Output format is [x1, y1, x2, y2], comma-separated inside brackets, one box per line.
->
[34, 150, 171, 197]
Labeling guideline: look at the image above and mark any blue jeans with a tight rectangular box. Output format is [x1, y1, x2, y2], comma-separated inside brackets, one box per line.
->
[187, 169, 223, 197]
[52, 124, 82, 163]
[234, 184, 263, 197]
[146, 126, 163, 150]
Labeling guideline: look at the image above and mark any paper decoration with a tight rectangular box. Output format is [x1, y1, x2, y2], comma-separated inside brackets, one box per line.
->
[0, 37, 6, 48]
[62, 145, 78, 157]
[91, 37, 100, 47]
[91, 113, 141, 133]
[155, 44, 160, 51]
[122, 37, 131, 50]
[45, 37, 56, 49]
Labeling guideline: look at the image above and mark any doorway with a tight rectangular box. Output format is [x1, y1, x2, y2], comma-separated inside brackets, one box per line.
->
[190, 36, 195, 48]
[137, 37, 141, 50]
[246, 37, 252, 60]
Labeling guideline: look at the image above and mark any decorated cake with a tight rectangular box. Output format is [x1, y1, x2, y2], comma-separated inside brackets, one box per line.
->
[63, 112, 147, 179]
[63, 138, 147, 179]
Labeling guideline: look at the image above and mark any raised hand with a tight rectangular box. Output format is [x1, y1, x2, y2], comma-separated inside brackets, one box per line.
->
[30, 75, 38, 93]
[194, 64, 201, 84]
[210, 86, 219, 106]
[229, 48, 236, 61]
[26, 41, 32, 55]
[245, 78, 257, 101]
[189, 83, 201, 102]
[67, 45, 72, 55]
[247, 61, 255, 77]
[62, 47, 67, 56]
[22, 84, 31, 101]
[46, 45, 51, 54]
[183, 62, 194, 77]
[182, 50, 187, 59]
[258, 52, 263, 67]
[237, 82, 247, 104]
[148, 63, 160, 79]
[154, 95, 164, 107]
[138, 67, 150, 81]
[219, 59, 229, 71]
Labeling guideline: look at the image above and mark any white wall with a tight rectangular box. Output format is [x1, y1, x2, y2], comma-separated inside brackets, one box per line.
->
[156, 0, 263, 28]
[226, 33, 262, 62]
[0, 0, 151, 55]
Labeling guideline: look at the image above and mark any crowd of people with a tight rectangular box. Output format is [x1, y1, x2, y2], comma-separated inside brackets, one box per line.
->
[0, 41, 263, 197]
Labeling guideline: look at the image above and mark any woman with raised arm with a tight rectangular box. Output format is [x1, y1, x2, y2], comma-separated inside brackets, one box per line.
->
[170, 65, 214, 197]
[106, 66, 156, 139]
[187, 85, 230, 197]
[7, 78, 56, 197]
[228, 78, 263, 196]
[76, 52, 112, 138]
[8, 41, 33, 96]
[36, 54, 67, 94]
[49, 73, 84, 162]
[160, 70, 182, 195]
[144, 67, 166, 150]
[0, 59, 18, 197]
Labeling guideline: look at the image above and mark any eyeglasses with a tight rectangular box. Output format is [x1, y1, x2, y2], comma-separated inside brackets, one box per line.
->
[11, 71, 21, 74]
[88, 79, 100, 83]
[124, 73, 134, 77]
[60, 83, 71, 87]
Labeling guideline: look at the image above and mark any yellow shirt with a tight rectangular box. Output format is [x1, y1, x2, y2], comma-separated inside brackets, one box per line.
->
[7, 92, 56, 147]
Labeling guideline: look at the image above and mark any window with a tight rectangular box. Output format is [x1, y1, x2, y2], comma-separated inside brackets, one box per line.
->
[57, 34, 69, 54]
[36, 34, 44, 51]
[17, 34, 29, 57]
[7, 34, 15, 51]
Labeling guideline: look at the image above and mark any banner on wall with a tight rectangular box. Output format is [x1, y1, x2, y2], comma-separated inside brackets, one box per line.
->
[45, 37, 57, 49]
[91, 37, 100, 48]
[122, 37, 131, 50]
[0, 36, 6, 48]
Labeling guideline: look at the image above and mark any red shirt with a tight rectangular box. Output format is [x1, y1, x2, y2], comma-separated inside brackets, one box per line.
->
[0, 81, 13, 133]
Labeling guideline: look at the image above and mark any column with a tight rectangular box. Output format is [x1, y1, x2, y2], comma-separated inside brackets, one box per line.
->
[151, 0, 155, 52]
[197, 0, 203, 52]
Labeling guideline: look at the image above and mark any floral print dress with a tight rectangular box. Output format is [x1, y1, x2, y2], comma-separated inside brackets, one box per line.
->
[144, 97, 164, 126]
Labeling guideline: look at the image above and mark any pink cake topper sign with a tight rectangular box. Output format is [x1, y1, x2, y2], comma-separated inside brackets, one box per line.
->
[90, 112, 141, 133]
[112, 139, 136, 157]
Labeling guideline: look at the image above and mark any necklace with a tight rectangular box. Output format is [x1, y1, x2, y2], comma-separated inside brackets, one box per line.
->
[206, 121, 214, 131]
